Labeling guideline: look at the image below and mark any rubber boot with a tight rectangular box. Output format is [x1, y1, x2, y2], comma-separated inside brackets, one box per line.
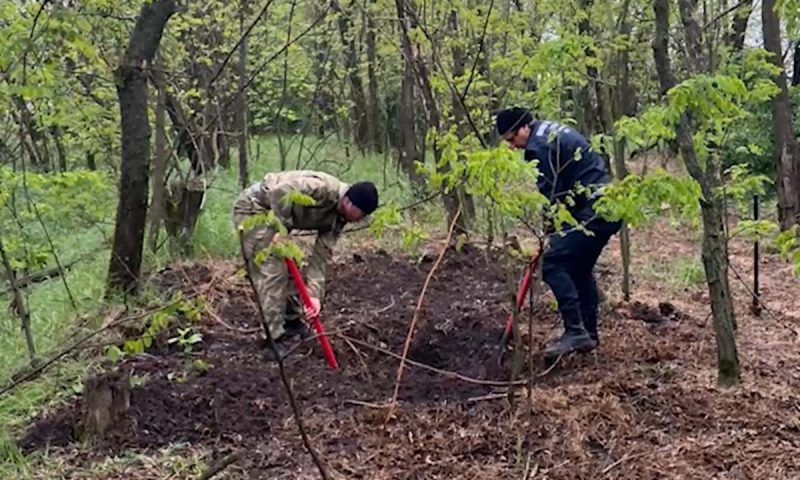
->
[262, 338, 290, 362]
[282, 295, 310, 340]
[582, 305, 599, 345]
[284, 319, 311, 340]
[544, 311, 597, 363]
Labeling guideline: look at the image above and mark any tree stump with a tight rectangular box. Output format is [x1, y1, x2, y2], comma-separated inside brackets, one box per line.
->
[79, 369, 130, 441]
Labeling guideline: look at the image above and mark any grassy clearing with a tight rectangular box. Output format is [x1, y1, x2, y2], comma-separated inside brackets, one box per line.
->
[0, 227, 110, 386]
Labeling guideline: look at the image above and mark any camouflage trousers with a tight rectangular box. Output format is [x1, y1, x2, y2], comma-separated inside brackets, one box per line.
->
[233, 210, 304, 341]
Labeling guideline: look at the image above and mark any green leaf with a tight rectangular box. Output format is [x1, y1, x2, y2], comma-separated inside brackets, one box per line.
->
[123, 339, 145, 356]
[281, 190, 316, 207]
[105, 345, 123, 363]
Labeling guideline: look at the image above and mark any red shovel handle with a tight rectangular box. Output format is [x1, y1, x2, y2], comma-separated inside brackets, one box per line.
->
[284, 258, 339, 370]
[501, 250, 542, 344]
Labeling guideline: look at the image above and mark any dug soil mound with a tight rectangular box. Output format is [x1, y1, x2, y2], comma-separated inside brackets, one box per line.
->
[18, 241, 800, 479]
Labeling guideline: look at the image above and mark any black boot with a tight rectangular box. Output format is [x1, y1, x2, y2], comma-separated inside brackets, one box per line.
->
[582, 305, 599, 346]
[262, 337, 291, 362]
[284, 319, 311, 340]
[544, 313, 597, 363]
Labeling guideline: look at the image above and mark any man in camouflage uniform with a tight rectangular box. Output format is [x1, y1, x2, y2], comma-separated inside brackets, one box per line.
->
[233, 170, 379, 360]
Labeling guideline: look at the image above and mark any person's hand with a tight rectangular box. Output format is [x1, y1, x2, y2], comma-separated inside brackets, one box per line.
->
[304, 297, 321, 319]
[272, 232, 283, 244]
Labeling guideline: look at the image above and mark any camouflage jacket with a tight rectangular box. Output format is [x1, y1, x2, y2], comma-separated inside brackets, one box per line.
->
[234, 170, 350, 299]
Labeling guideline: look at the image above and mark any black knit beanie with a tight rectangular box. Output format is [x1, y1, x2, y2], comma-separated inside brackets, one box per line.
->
[496, 107, 533, 137]
[345, 181, 379, 214]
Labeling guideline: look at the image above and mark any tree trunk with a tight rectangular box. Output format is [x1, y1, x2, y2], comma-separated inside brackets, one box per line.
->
[11, 97, 48, 172]
[653, 0, 739, 387]
[613, 0, 633, 301]
[763, 0, 800, 229]
[449, 9, 475, 233]
[78, 370, 130, 441]
[652, 0, 678, 96]
[726, 0, 753, 53]
[396, 1, 422, 186]
[147, 61, 168, 254]
[0, 238, 36, 365]
[162, 91, 209, 256]
[52, 127, 68, 172]
[310, 3, 335, 137]
[396, 0, 465, 233]
[365, 0, 381, 151]
[678, 0, 705, 72]
[793, 42, 800, 87]
[164, 178, 205, 256]
[87, 152, 97, 170]
[576, 0, 597, 135]
[698, 188, 740, 386]
[334, 0, 369, 151]
[106, 0, 176, 296]
[237, 1, 249, 190]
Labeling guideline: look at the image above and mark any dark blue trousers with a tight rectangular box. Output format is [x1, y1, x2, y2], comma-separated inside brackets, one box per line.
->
[541, 218, 621, 338]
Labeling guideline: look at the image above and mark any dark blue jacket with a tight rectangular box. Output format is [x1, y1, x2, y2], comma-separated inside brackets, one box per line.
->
[524, 120, 611, 222]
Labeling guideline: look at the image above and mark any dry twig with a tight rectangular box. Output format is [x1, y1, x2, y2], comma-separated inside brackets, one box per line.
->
[198, 451, 241, 480]
[338, 334, 528, 387]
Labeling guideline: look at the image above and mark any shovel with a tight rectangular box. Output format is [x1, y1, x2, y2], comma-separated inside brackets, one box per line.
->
[499, 248, 543, 350]
[285, 258, 339, 370]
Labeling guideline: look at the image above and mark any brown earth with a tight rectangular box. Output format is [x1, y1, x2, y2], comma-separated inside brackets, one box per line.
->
[16, 224, 800, 479]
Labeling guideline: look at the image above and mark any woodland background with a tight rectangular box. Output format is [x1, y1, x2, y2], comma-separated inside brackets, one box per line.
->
[1, 0, 800, 478]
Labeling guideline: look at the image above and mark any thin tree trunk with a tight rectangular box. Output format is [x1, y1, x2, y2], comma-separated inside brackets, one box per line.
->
[366, 0, 381, 151]
[0, 238, 36, 365]
[449, 9, 475, 232]
[654, 0, 739, 387]
[678, 0, 706, 72]
[763, 0, 800, 229]
[726, 0, 753, 53]
[87, 152, 97, 170]
[396, 0, 464, 233]
[52, 127, 67, 172]
[397, 1, 421, 185]
[793, 42, 800, 87]
[334, 0, 369, 151]
[238, 1, 249, 190]
[11, 98, 47, 173]
[147, 61, 168, 254]
[106, 0, 177, 296]
[576, 0, 597, 135]
[613, 0, 633, 301]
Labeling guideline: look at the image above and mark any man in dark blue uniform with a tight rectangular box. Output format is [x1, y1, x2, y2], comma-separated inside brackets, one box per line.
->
[495, 107, 621, 362]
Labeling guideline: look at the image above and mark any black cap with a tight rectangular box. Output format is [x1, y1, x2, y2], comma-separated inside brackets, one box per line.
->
[495, 107, 532, 137]
[345, 181, 379, 214]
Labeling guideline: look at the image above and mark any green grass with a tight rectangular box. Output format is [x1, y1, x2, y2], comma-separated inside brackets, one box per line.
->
[639, 253, 706, 292]
[0, 226, 110, 384]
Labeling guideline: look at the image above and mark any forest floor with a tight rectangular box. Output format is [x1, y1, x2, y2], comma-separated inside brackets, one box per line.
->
[13, 220, 800, 479]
